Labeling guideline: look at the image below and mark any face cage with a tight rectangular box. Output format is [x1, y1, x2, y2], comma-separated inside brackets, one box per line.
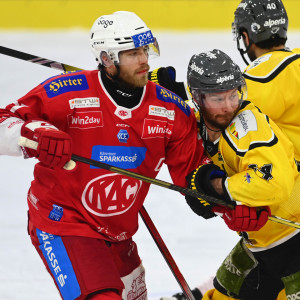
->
[190, 84, 247, 109]
[232, 21, 239, 41]
[107, 37, 160, 65]
[232, 21, 252, 65]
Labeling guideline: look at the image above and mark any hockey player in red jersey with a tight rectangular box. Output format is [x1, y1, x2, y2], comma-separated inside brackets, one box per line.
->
[0, 11, 208, 300]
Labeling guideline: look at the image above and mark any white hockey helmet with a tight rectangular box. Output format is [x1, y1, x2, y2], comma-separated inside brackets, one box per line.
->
[90, 11, 160, 65]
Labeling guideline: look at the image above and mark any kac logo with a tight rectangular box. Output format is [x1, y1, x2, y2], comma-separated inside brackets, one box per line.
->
[117, 129, 129, 143]
[82, 173, 142, 216]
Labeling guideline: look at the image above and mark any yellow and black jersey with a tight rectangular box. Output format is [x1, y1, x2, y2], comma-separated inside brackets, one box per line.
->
[244, 48, 300, 166]
[197, 101, 300, 250]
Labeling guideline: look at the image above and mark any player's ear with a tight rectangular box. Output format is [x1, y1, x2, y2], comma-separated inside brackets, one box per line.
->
[242, 32, 250, 47]
[100, 51, 113, 67]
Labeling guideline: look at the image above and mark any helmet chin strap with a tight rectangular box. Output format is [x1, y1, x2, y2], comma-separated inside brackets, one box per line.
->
[200, 112, 222, 133]
[237, 38, 251, 66]
[204, 122, 222, 133]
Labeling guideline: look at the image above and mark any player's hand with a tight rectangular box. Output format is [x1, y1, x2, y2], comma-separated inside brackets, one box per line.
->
[148, 66, 189, 99]
[20, 120, 72, 169]
[212, 205, 271, 231]
[185, 164, 228, 219]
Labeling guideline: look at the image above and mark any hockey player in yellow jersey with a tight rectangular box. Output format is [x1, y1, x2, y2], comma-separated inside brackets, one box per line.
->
[232, 0, 300, 168]
[176, 49, 300, 300]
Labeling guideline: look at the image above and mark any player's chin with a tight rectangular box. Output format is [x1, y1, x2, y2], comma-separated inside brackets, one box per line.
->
[135, 75, 148, 87]
[216, 117, 233, 129]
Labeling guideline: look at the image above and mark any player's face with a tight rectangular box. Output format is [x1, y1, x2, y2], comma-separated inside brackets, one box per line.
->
[118, 46, 150, 88]
[201, 89, 240, 130]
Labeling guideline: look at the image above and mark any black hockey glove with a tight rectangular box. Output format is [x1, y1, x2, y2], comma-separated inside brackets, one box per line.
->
[186, 164, 227, 219]
[148, 66, 189, 99]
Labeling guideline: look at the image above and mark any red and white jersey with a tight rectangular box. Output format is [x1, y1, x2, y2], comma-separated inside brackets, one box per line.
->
[0, 70, 206, 241]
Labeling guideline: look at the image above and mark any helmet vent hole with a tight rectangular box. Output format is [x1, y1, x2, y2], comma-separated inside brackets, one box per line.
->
[118, 41, 133, 45]
[135, 26, 145, 30]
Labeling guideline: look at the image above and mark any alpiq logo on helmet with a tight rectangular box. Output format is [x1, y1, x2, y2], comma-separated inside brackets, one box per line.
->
[216, 74, 234, 84]
[264, 17, 286, 28]
[190, 62, 204, 75]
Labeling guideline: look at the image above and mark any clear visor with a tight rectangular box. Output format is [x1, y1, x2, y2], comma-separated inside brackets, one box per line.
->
[109, 37, 160, 66]
[191, 84, 247, 109]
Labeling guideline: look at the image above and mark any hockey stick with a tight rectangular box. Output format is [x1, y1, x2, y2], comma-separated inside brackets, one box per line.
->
[18, 136, 233, 208]
[7, 45, 300, 229]
[0, 45, 82, 72]
[139, 206, 195, 300]
[18, 137, 300, 230]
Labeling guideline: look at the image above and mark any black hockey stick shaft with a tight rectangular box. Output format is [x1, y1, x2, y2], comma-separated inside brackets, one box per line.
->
[0, 45, 82, 72]
[139, 206, 196, 300]
[71, 154, 234, 208]
[19, 137, 229, 207]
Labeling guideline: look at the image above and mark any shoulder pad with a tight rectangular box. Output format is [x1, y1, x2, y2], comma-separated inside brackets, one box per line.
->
[244, 51, 300, 83]
[42, 72, 89, 98]
[155, 85, 191, 117]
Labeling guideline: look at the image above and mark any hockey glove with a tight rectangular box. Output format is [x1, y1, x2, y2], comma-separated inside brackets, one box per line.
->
[212, 205, 271, 232]
[148, 66, 189, 99]
[20, 120, 72, 169]
[185, 164, 227, 219]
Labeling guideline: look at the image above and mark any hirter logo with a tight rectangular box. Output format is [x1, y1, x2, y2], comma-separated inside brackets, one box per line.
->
[82, 173, 142, 217]
[142, 118, 173, 139]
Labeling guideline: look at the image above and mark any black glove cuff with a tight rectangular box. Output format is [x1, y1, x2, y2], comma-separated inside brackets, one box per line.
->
[191, 164, 225, 201]
[148, 67, 189, 99]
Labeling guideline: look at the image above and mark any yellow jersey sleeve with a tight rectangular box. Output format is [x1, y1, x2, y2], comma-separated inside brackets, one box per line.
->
[243, 49, 300, 161]
[218, 101, 300, 248]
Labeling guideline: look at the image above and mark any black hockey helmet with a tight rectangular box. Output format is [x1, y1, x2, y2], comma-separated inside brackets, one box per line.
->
[187, 49, 247, 107]
[233, 0, 288, 64]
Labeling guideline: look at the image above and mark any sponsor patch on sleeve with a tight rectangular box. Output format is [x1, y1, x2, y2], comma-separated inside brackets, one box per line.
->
[155, 85, 190, 117]
[148, 105, 175, 120]
[43, 74, 89, 98]
[229, 110, 257, 139]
